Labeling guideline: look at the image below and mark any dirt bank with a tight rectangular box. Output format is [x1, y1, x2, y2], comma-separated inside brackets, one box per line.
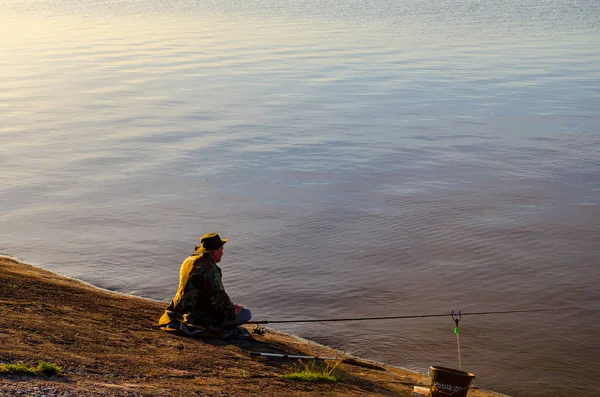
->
[0, 257, 505, 396]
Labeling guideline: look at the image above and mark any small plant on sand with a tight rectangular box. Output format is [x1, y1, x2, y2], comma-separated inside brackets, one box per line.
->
[36, 361, 63, 376]
[0, 363, 37, 376]
[281, 359, 343, 383]
[0, 361, 62, 376]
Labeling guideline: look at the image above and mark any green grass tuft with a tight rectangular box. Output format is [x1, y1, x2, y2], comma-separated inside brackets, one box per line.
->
[0, 361, 62, 377]
[281, 359, 343, 383]
[0, 363, 38, 376]
[36, 361, 63, 376]
[282, 370, 340, 382]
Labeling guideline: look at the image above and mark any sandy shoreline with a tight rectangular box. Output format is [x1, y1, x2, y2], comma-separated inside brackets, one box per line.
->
[0, 256, 506, 396]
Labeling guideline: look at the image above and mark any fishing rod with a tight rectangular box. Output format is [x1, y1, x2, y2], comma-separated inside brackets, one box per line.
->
[249, 352, 339, 360]
[247, 307, 592, 367]
[247, 306, 581, 325]
[248, 352, 385, 370]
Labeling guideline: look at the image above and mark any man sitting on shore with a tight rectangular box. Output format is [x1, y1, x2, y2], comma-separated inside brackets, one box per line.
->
[158, 233, 251, 337]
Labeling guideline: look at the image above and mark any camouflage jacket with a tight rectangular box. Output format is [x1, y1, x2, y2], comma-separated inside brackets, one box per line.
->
[158, 252, 236, 329]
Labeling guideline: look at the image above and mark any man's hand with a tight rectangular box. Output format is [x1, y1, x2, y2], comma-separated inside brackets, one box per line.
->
[234, 304, 244, 315]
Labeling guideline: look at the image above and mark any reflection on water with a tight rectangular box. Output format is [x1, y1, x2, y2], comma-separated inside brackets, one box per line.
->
[1, 1, 600, 396]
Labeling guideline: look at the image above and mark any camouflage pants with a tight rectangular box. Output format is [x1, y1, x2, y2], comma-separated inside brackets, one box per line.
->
[222, 308, 252, 329]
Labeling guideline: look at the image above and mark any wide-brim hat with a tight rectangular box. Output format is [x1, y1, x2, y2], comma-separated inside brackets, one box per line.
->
[195, 232, 228, 252]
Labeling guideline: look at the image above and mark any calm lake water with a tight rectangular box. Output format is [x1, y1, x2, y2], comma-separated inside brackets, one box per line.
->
[2, 0, 600, 395]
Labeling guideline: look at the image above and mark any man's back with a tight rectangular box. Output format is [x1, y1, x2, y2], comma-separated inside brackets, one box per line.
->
[158, 233, 251, 332]
[159, 252, 235, 329]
